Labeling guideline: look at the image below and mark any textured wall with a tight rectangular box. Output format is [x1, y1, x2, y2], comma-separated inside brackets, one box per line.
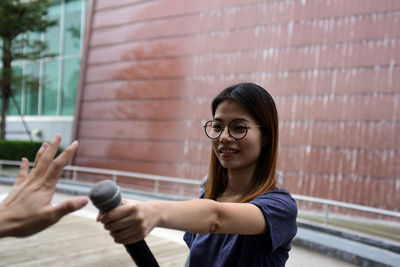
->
[74, 0, 400, 209]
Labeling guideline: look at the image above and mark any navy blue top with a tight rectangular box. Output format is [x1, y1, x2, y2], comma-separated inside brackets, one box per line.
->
[183, 188, 297, 267]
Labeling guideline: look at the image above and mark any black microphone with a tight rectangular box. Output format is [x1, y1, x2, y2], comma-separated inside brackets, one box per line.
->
[89, 180, 159, 267]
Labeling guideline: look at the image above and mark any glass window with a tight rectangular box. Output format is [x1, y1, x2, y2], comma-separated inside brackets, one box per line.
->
[42, 60, 59, 115]
[24, 62, 40, 115]
[61, 57, 80, 115]
[45, 1, 61, 55]
[0, 68, 1, 112]
[27, 32, 41, 55]
[7, 66, 23, 116]
[64, 0, 82, 55]
[3, 0, 87, 119]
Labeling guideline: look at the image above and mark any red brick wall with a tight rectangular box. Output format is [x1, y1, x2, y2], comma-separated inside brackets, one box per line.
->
[73, 0, 400, 209]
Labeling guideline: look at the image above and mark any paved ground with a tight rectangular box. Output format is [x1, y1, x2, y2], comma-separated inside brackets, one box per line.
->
[0, 185, 356, 267]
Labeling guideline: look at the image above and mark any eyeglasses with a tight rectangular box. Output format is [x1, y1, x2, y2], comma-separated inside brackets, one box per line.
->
[203, 119, 262, 140]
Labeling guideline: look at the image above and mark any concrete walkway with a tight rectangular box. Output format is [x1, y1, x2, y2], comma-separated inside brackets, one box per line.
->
[0, 184, 357, 267]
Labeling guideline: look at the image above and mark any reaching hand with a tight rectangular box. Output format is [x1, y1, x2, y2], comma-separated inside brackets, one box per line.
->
[0, 134, 88, 238]
[99, 199, 160, 244]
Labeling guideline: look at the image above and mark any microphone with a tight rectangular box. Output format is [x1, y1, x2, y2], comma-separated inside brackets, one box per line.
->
[89, 180, 159, 267]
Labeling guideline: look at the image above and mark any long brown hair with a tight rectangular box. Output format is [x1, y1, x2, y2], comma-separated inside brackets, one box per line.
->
[203, 83, 279, 203]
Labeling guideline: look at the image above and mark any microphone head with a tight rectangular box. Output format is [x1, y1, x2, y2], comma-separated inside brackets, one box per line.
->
[89, 180, 121, 212]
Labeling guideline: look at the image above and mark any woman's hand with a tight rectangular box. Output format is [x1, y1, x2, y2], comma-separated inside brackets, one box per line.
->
[99, 199, 160, 244]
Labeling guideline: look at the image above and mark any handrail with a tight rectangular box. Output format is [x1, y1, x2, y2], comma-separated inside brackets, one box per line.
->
[0, 159, 35, 167]
[0, 160, 201, 197]
[63, 165, 202, 185]
[1, 159, 399, 224]
[0, 160, 201, 185]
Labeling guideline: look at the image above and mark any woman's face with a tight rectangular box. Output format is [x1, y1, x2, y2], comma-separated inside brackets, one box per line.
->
[211, 100, 263, 174]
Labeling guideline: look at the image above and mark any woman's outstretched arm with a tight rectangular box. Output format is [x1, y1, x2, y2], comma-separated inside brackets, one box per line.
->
[99, 198, 267, 244]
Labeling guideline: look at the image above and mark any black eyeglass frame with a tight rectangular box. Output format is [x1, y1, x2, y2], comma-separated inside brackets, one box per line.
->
[203, 119, 262, 140]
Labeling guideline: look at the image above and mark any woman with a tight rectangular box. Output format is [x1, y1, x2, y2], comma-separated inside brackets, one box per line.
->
[99, 83, 297, 266]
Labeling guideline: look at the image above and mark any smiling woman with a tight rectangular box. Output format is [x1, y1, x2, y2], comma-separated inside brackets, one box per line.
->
[209, 100, 264, 177]
[98, 83, 297, 267]
[204, 83, 281, 203]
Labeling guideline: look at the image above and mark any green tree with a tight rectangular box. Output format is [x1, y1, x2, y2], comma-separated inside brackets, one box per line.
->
[0, 0, 56, 140]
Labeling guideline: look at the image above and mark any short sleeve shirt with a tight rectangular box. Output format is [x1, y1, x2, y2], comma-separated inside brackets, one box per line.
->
[183, 188, 297, 267]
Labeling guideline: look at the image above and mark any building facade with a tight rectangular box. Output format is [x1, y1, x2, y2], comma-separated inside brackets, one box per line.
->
[71, 0, 400, 210]
[3, 0, 398, 210]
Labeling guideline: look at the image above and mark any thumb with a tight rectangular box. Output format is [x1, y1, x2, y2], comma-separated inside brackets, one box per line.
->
[50, 197, 89, 220]
[96, 211, 104, 222]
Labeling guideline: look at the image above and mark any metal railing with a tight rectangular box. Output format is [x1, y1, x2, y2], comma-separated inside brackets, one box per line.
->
[293, 194, 400, 225]
[1, 159, 399, 224]
[64, 165, 202, 195]
[0, 160, 201, 197]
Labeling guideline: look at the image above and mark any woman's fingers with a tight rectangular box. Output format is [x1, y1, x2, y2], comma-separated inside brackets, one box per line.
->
[100, 200, 149, 244]
[103, 213, 136, 232]
[110, 227, 146, 244]
[101, 200, 137, 225]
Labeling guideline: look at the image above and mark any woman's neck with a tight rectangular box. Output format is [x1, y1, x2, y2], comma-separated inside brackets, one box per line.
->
[219, 167, 255, 202]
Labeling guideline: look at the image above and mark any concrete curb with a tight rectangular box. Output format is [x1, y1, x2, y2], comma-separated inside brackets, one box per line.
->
[297, 220, 400, 254]
[294, 221, 400, 267]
